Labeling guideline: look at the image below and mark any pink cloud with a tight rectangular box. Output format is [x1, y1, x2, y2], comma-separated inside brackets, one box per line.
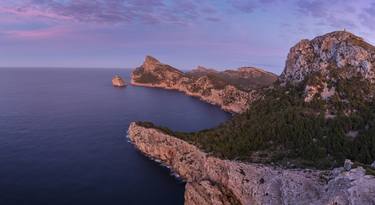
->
[0, 0, 220, 25]
[4, 26, 69, 39]
[0, 6, 73, 21]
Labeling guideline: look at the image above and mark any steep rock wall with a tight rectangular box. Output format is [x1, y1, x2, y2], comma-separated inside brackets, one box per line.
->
[128, 122, 375, 205]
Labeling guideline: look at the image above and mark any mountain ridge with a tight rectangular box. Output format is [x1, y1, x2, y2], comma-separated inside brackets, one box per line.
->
[131, 56, 277, 113]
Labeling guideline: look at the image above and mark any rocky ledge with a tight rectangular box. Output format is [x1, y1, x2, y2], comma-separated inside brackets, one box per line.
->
[131, 56, 276, 113]
[128, 122, 375, 205]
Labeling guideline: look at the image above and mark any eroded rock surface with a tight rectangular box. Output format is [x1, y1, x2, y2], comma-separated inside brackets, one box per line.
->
[280, 31, 375, 84]
[280, 31, 375, 114]
[128, 123, 375, 205]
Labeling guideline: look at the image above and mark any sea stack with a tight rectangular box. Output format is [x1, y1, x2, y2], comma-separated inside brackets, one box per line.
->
[112, 75, 126, 87]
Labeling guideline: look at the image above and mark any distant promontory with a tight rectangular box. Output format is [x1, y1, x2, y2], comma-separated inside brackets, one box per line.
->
[131, 56, 277, 113]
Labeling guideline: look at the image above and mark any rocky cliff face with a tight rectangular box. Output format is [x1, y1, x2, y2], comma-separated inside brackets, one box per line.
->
[128, 123, 375, 205]
[279, 31, 375, 111]
[131, 56, 276, 113]
[280, 31, 375, 84]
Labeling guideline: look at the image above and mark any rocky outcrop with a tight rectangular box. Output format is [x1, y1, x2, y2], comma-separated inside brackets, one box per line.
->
[128, 123, 375, 205]
[280, 31, 375, 84]
[112, 75, 126, 87]
[131, 56, 276, 113]
[279, 31, 375, 107]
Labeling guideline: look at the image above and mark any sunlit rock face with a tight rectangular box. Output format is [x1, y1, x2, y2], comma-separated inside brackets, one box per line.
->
[131, 56, 277, 113]
[128, 123, 375, 205]
[278, 31, 375, 108]
[112, 75, 126, 87]
[280, 31, 375, 84]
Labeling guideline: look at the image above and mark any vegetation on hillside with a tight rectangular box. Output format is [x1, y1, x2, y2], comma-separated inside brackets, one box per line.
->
[187, 69, 277, 91]
[138, 70, 375, 169]
[132, 68, 160, 84]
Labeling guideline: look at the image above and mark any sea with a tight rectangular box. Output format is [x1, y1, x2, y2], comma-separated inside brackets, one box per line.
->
[0, 68, 230, 205]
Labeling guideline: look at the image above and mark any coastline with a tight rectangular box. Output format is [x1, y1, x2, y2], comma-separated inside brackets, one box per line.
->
[126, 31, 375, 204]
[130, 80, 253, 114]
[127, 122, 375, 205]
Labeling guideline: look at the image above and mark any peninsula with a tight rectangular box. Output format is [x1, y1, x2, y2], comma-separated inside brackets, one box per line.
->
[128, 31, 375, 205]
[131, 56, 277, 113]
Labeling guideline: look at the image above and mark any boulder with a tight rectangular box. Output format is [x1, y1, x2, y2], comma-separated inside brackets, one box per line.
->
[344, 159, 353, 171]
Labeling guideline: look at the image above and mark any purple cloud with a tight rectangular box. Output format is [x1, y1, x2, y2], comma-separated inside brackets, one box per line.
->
[228, 0, 279, 13]
[229, 0, 257, 13]
[3, 26, 68, 39]
[1, 0, 374, 71]
[296, 0, 358, 30]
[360, 3, 375, 30]
[0, 0, 222, 25]
[297, 0, 328, 17]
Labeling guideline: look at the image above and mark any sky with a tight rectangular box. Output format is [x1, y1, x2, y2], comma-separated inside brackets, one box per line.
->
[0, 0, 374, 74]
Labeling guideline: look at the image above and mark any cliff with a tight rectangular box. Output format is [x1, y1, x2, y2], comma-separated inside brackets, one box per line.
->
[280, 31, 375, 84]
[131, 56, 277, 113]
[278, 30, 375, 119]
[128, 122, 375, 205]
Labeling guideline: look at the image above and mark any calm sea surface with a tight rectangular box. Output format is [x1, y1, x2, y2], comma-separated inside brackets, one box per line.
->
[0, 68, 230, 205]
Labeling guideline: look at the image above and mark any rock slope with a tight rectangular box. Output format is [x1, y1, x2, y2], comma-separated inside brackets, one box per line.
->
[128, 122, 375, 205]
[131, 56, 277, 113]
[280, 31, 375, 114]
[280, 31, 375, 84]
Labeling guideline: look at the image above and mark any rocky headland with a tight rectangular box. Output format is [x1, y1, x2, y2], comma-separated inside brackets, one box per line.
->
[131, 56, 277, 113]
[128, 122, 375, 205]
[127, 31, 375, 205]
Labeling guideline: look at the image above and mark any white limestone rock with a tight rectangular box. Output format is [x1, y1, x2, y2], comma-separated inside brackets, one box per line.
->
[280, 31, 375, 84]
[128, 123, 375, 205]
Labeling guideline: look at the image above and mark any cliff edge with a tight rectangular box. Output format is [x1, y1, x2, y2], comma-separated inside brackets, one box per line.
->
[128, 122, 375, 205]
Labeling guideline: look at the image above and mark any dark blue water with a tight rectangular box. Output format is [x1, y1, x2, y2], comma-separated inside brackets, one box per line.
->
[0, 68, 230, 205]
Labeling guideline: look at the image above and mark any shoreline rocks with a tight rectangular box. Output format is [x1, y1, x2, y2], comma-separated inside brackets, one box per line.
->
[128, 122, 375, 205]
[112, 75, 126, 87]
[131, 80, 257, 113]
